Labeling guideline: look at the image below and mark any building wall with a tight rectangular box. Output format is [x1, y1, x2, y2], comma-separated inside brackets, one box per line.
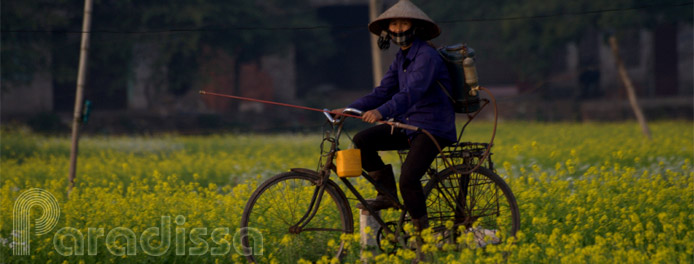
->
[128, 43, 157, 111]
[570, 25, 693, 99]
[261, 45, 297, 102]
[677, 23, 693, 95]
[1, 71, 53, 114]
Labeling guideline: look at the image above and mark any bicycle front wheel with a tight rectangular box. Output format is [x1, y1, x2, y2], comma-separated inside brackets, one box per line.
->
[424, 166, 520, 246]
[240, 171, 354, 263]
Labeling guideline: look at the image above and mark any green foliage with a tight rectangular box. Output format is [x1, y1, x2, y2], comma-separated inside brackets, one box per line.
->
[1, 121, 692, 263]
[27, 112, 67, 133]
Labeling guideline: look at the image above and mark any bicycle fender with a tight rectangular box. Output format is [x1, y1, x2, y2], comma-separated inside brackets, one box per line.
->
[290, 168, 320, 176]
[288, 168, 354, 225]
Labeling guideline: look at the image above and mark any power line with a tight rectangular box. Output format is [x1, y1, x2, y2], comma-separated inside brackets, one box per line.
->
[3, 1, 691, 35]
[439, 1, 692, 23]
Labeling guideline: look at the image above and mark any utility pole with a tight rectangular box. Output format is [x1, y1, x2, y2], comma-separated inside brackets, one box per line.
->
[369, 0, 383, 87]
[608, 35, 652, 140]
[68, 0, 94, 195]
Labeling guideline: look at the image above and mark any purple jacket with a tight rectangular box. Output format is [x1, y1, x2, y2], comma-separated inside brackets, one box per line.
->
[348, 38, 457, 142]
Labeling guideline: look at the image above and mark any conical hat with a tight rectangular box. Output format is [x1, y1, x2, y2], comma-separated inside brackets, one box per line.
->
[368, 0, 440, 40]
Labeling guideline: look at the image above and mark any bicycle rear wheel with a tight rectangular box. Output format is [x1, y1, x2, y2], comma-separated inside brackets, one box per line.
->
[240, 171, 354, 263]
[424, 166, 520, 246]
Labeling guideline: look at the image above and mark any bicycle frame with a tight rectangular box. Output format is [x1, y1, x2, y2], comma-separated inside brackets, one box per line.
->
[290, 100, 494, 246]
[237, 85, 522, 264]
[288, 109, 410, 241]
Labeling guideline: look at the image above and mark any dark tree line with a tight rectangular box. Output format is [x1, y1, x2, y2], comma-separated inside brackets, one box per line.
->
[2, 0, 691, 104]
[2, 0, 333, 109]
[420, 0, 691, 82]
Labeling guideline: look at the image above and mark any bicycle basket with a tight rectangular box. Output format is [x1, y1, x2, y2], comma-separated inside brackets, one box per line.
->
[439, 142, 490, 167]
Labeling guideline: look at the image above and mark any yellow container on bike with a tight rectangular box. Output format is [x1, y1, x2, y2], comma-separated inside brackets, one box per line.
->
[336, 149, 362, 177]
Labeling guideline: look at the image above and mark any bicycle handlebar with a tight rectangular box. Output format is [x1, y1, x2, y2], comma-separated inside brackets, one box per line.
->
[322, 109, 337, 123]
[322, 108, 365, 125]
[343, 108, 363, 116]
[323, 107, 422, 133]
[322, 106, 452, 174]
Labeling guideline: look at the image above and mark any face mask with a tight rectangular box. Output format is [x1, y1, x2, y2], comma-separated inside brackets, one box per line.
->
[389, 28, 415, 47]
[378, 31, 391, 50]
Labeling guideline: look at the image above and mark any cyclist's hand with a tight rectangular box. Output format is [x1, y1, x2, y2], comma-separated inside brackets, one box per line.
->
[330, 108, 346, 117]
[362, 109, 382, 123]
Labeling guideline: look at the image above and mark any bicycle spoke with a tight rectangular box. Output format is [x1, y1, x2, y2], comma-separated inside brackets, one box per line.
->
[241, 172, 352, 263]
[424, 166, 519, 246]
[437, 180, 464, 217]
[266, 180, 305, 226]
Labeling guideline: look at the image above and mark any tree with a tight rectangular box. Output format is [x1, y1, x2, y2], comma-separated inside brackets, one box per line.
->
[1, 0, 82, 88]
[2, 0, 333, 106]
[419, 0, 691, 83]
[497, 0, 690, 137]
[418, 0, 691, 137]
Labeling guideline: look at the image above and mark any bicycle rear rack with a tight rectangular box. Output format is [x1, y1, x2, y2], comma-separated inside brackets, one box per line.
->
[439, 142, 494, 171]
[398, 141, 494, 176]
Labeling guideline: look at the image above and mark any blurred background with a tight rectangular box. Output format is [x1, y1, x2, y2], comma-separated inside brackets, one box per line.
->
[2, 0, 692, 134]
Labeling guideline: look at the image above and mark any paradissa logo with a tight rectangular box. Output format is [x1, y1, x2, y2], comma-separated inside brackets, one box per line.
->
[12, 188, 263, 257]
[12, 188, 60, 256]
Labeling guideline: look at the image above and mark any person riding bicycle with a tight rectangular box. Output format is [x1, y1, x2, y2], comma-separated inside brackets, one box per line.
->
[335, 0, 455, 233]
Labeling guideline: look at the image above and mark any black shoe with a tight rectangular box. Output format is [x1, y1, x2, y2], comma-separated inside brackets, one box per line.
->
[356, 194, 398, 210]
[356, 165, 399, 211]
[412, 214, 429, 233]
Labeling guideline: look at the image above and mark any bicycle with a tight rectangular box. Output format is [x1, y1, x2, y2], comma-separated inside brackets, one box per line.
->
[239, 102, 520, 262]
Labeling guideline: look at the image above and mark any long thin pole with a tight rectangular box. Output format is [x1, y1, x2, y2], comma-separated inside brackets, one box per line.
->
[608, 35, 652, 139]
[68, 0, 94, 194]
[369, 0, 383, 87]
[199, 90, 363, 119]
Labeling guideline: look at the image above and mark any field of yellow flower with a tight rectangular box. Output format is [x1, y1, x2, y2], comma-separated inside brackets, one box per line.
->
[1, 121, 692, 263]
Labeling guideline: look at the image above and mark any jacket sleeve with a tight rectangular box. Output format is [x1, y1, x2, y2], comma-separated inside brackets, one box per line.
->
[347, 59, 399, 112]
[376, 52, 438, 119]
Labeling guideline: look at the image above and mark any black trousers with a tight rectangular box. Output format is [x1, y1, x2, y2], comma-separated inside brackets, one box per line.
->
[352, 124, 452, 219]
